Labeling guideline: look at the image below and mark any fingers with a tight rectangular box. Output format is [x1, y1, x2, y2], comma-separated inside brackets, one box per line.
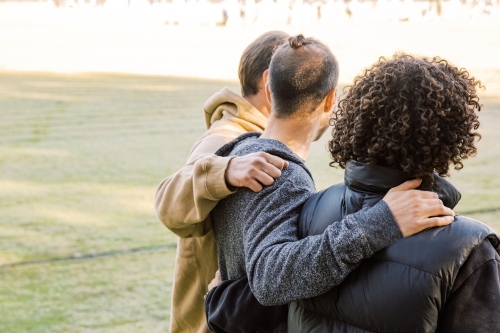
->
[388, 179, 422, 192]
[421, 215, 455, 228]
[420, 204, 455, 218]
[208, 270, 223, 291]
[225, 152, 288, 191]
[384, 183, 456, 237]
[261, 152, 288, 171]
[253, 170, 275, 187]
[259, 162, 282, 180]
[208, 278, 218, 291]
[422, 198, 444, 207]
[247, 169, 278, 192]
[248, 153, 287, 184]
[419, 191, 439, 199]
[246, 179, 264, 193]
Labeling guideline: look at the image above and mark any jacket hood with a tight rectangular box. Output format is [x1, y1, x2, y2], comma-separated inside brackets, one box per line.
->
[344, 160, 462, 209]
[203, 87, 267, 130]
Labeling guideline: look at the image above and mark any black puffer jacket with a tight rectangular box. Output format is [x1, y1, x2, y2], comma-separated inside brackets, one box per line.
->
[289, 160, 500, 333]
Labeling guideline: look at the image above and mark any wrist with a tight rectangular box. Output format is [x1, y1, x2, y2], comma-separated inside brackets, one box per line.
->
[224, 157, 239, 191]
[204, 155, 237, 199]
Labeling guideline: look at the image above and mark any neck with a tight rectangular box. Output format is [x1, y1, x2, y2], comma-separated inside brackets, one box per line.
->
[245, 93, 271, 118]
[260, 114, 319, 160]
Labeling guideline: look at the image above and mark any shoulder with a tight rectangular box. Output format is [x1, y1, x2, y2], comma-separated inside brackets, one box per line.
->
[255, 162, 315, 200]
[452, 236, 500, 292]
[185, 114, 249, 164]
[299, 184, 347, 236]
[214, 132, 261, 157]
[376, 216, 499, 280]
[281, 161, 314, 185]
[233, 162, 315, 217]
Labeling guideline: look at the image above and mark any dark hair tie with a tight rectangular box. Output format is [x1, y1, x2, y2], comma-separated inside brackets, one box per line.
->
[289, 34, 305, 49]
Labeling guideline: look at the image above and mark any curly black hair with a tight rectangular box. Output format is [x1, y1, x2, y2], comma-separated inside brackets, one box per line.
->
[329, 53, 482, 184]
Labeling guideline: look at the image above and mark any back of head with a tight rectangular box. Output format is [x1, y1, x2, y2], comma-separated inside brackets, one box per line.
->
[329, 53, 482, 184]
[238, 31, 290, 97]
[268, 34, 339, 118]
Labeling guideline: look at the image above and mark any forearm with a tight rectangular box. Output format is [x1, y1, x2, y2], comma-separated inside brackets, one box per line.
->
[205, 277, 287, 333]
[246, 200, 402, 306]
[154, 155, 236, 238]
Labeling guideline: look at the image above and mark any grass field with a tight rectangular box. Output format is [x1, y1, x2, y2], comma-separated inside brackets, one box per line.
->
[0, 73, 231, 332]
[1, 3, 500, 332]
[1, 71, 500, 332]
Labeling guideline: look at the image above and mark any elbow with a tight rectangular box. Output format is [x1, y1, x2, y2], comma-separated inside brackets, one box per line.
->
[154, 185, 169, 224]
[249, 278, 280, 307]
[255, 295, 276, 307]
[154, 197, 169, 228]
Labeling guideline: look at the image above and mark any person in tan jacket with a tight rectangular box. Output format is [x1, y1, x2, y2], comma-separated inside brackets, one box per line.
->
[155, 31, 291, 333]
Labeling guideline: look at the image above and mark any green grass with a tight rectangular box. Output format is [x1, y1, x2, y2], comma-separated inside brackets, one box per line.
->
[1, 72, 499, 332]
[0, 72, 232, 331]
[0, 249, 175, 333]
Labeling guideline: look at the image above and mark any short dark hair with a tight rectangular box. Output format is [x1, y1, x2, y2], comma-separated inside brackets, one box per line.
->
[268, 34, 339, 118]
[329, 53, 482, 184]
[238, 31, 289, 97]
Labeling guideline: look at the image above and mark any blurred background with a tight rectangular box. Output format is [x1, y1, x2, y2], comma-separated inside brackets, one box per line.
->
[1, 0, 499, 332]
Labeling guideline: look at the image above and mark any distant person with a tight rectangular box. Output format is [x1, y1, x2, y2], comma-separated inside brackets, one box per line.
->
[205, 37, 454, 332]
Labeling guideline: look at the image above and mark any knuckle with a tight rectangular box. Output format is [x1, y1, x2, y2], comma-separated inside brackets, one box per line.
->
[250, 158, 261, 166]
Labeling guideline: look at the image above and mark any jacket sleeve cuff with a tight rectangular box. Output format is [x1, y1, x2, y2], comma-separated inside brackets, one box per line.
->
[355, 200, 404, 253]
[203, 155, 238, 200]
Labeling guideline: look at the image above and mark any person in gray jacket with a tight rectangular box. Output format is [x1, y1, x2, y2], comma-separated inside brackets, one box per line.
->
[209, 36, 455, 332]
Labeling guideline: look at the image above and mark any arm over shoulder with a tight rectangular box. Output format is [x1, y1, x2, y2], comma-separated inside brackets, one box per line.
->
[244, 177, 402, 306]
[154, 131, 239, 238]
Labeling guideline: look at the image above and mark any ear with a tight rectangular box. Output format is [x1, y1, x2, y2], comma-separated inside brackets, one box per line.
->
[324, 87, 337, 113]
[262, 69, 269, 86]
[265, 81, 272, 106]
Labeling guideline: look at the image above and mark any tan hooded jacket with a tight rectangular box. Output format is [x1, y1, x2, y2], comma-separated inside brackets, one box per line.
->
[155, 88, 267, 333]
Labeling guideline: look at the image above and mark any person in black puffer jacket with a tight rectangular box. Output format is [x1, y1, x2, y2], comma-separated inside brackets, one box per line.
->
[205, 54, 500, 333]
[291, 53, 500, 333]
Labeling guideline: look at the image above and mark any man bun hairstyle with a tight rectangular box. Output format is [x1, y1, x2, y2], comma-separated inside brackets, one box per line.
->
[329, 53, 482, 185]
[268, 34, 339, 118]
[238, 31, 290, 97]
[289, 34, 305, 49]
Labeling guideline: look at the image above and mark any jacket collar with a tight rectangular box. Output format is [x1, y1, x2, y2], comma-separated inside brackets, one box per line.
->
[345, 160, 462, 209]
